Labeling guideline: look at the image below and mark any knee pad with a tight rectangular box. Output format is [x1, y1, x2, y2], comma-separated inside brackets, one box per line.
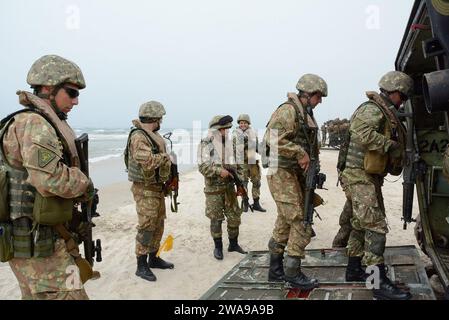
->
[366, 230, 386, 257]
[136, 230, 154, 246]
[210, 219, 223, 234]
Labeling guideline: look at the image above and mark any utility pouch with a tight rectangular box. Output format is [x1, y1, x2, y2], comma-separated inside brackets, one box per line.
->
[364, 151, 388, 175]
[33, 193, 73, 225]
[0, 167, 9, 222]
[0, 222, 14, 262]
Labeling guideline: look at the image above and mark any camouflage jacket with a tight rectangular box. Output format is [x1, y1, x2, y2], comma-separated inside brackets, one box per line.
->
[264, 93, 319, 166]
[198, 130, 241, 192]
[232, 127, 259, 165]
[342, 91, 402, 185]
[2, 94, 89, 198]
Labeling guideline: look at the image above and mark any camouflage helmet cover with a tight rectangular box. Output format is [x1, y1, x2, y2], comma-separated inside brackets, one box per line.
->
[237, 114, 251, 124]
[378, 71, 414, 96]
[209, 115, 233, 129]
[296, 73, 328, 97]
[27, 55, 86, 89]
[139, 101, 166, 119]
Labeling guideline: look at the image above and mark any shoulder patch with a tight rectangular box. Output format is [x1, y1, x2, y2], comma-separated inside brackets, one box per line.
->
[38, 148, 56, 168]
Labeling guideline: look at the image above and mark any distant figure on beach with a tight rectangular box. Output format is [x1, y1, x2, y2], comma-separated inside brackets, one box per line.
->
[320, 123, 327, 147]
[0, 55, 94, 300]
[337, 71, 413, 300]
[232, 114, 266, 213]
[263, 74, 327, 289]
[198, 115, 247, 260]
[124, 101, 174, 282]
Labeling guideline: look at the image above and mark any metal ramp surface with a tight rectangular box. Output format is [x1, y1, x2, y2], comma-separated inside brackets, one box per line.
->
[200, 246, 436, 300]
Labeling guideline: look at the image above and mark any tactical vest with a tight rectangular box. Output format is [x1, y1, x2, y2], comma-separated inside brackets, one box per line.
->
[273, 101, 317, 169]
[0, 109, 70, 258]
[200, 136, 231, 189]
[345, 101, 391, 170]
[125, 128, 169, 185]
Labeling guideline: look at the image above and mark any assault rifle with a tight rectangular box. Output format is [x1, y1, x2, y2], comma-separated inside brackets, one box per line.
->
[224, 165, 253, 212]
[303, 128, 326, 226]
[75, 133, 102, 266]
[398, 105, 425, 230]
[163, 132, 180, 213]
[303, 161, 326, 226]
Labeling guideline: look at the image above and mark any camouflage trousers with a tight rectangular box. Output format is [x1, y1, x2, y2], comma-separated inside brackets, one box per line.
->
[9, 239, 88, 300]
[240, 163, 262, 199]
[205, 184, 242, 239]
[267, 167, 312, 258]
[346, 181, 389, 266]
[132, 183, 166, 256]
[332, 198, 353, 248]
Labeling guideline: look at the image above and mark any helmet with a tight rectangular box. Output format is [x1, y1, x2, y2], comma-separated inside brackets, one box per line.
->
[296, 74, 328, 97]
[27, 55, 86, 89]
[379, 71, 414, 96]
[237, 114, 251, 124]
[209, 115, 233, 129]
[139, 101, 166, 119]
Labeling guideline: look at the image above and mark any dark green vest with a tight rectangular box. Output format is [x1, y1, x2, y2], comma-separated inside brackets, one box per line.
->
[125, 128, 167, 185]
[345, 101, 389, 170]
[0, 109, 64, 258]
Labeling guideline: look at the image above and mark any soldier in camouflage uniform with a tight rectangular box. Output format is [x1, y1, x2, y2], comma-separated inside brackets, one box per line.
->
[342, 71, 413, 300]
[263, 74, 327, 289]
[198, 115, 247, 260]
[232, 114, 266, 212]
[125, 101, 174, 282]
[0, 55, 94, 300]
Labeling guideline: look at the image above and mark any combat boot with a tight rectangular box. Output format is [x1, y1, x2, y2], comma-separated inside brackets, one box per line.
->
[242, 197, 249, 213]
[135, 255, 157, 282]
[268, 253, 285, 282]
[284, 256, 319, 290]
[148, 251, 174, 269]
[252, 198, 266, 212]
[213, 238, 223, 260]
[228, 237, 247, 254]
[372, 264, 412, 300]
[345, 256, 367, 282]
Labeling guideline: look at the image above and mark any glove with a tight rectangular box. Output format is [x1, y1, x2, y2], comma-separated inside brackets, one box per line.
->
[388, 141, 402, 158]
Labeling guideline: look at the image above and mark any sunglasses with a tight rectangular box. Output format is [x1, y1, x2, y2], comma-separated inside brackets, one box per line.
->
[63, 86, 80, 99]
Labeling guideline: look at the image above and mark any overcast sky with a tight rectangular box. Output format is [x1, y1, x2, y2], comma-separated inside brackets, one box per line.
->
[0, 0, 415, 130]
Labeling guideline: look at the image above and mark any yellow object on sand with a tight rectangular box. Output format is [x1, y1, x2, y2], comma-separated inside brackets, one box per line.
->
[156, 234, 174, 257]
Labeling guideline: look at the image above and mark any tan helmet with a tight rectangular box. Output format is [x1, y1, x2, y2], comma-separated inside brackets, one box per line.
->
[209, 115, 233, 129]
[379, 71, 414, 96]
[139, 101, 166, 119]
[27, 55, 86, 89]
[237, 114, 251, 124]
[296, 74, 328, 97]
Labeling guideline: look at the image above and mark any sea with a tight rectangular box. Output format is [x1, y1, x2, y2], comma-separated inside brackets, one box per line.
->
[74, 127, 203, 186]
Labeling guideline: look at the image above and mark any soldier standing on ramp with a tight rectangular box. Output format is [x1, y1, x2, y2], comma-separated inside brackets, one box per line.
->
[340, 71, 413, 300]
[263, 74, 327, 289]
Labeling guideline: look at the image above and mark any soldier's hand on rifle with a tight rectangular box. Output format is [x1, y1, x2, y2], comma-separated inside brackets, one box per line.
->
[298, 152, 311, 172]
[77, 178, 95, 203]
[220, 168, 232, 179]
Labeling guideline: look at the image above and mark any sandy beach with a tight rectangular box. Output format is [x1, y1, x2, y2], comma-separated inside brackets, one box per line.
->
[0, 149, 421, 300]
